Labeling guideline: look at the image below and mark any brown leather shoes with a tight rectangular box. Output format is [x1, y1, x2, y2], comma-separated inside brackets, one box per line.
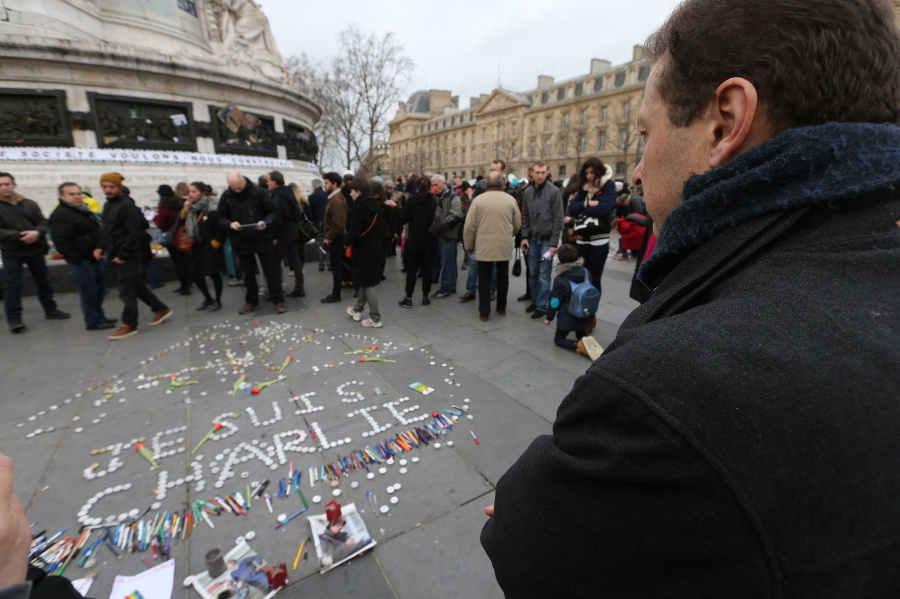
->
[108, 323, 138, 340]
[148, 309, 172, 325]
[275, 303, 287, 314]
[239, 304, 258, 314]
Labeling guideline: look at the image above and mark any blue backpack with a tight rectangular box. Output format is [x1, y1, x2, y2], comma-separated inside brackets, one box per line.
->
[566, 272, 601, 318]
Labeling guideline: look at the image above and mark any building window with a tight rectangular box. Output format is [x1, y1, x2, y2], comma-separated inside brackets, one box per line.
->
[563, 113, 569, 127]
[598, 131, 607, 151]
[619, 129, 629, 150]
[530, 119, 537, 134]
[577, 133, 585, 154]
[557, 88, 565, 101]
[622, 102, 630, 120]
[616, 161, 626, 177]
[511, 121, 518, 137]
[560, 138, 568, 154]
[544, 139, 551, 155]
[600, 106, 608, 122]
[580, 109, 587, 124]
[574, 82, 583, 97]
[482, 128, 487, 141]
[462, 148, 466, 162]
[559, 165, 567, 178]
[495, 123, 502, 139]
[529, 141, 536, 157]
[545, 117, 552, 131]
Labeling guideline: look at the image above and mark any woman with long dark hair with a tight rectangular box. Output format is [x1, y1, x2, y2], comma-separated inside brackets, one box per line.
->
[345, 177, 385, 327]
[397, 177, 437, 308]
[566, 157, 617, 296]
[183, 182, 226, 311]
[153, 184, 192, 294]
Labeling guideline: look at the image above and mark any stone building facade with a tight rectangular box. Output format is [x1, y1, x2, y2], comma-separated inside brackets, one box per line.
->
[0, 0, 320, 211]
[388, 46, 649, 184]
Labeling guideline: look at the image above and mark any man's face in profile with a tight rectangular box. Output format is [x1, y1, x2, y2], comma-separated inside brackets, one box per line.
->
[633, 58, 710, 228]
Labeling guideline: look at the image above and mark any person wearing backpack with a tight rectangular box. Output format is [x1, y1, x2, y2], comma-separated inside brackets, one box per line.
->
[543, 244, 596, 358]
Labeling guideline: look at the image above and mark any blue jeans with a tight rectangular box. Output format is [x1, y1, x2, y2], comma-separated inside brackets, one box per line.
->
[526, 240, 553, 311]
[466, 254, 496, 294]
[2, 252, 57, 323]
[437, 238, 458, 293]
[68, 259, 109, 328]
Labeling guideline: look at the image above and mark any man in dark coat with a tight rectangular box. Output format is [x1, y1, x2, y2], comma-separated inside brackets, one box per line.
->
[266, 170, 304, 297]
[218, 171, 285, 314]
[481, 0, 900, 596]
[308, 178, 328, 271]
[99, 172, 171, 340]
[48, 182, 115, 330]
[0, 172, 69, 333]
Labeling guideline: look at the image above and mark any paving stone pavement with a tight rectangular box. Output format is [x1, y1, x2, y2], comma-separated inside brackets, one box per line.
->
[1, 245, 641, 599]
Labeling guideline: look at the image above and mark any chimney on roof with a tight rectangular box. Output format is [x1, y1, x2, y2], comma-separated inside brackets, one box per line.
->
[632, 45, 648, 61]
[537, 75, 554, 89]
[590, 59, 611, 75]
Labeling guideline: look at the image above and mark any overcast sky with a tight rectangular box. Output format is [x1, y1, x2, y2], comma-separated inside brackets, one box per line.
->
[259, 0, 683, 111]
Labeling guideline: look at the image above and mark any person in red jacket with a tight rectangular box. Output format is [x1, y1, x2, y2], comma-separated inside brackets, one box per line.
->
[612, 213, 647, 260]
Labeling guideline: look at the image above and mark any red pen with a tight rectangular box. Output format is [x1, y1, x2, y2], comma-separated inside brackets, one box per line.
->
[470, 430, 480, 445]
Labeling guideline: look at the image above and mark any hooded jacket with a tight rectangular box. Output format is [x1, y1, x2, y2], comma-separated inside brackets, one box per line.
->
[545, 258, 592, 332]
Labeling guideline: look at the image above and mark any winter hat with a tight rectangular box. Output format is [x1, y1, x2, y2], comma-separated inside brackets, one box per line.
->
[157, 184, 175, 196]
[100, 172, 125, 186]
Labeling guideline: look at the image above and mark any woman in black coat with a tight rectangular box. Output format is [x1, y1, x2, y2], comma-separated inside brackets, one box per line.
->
[397, 178, 437, 308]
[183, 182, 226, 311]
[344, 177, 385, 328]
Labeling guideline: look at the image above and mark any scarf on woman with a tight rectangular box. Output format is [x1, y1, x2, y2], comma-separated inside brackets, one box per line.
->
[639, 122, 900, 288]
[186, 195, 218, 243]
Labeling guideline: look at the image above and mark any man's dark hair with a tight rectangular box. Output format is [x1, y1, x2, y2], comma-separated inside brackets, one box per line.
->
[347, 177, 371, 195]
[646, 0, 900, 133]
[267, 170, 285, 186]
[342, 174, 354, 185]
[486, 172, 505, 190]
[323, 172, 342, 186]
[491, 159, 507, 172]
[556, 243, 579, 264]
[257, 175, 268, 188]
[58, 181, 80, 194]
[0, 172, 14, 183]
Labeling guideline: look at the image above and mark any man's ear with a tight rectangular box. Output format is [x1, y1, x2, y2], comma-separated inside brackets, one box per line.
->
[707, 77, 763, 169]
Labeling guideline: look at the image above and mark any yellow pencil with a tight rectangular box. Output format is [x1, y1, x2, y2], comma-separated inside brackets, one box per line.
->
[292, 538, 307, 570]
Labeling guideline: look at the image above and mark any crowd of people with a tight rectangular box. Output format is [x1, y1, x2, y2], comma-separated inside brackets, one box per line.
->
[0, 155, 646, 350]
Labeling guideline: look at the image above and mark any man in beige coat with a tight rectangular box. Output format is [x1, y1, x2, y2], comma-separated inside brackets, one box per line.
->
[463, 172, 521, 321]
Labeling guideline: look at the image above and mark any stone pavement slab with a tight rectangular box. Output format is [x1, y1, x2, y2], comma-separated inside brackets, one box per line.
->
[0, 248, 641, 599]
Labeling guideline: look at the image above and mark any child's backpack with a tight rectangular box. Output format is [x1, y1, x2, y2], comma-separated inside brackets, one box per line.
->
[566, 272, 601, 318]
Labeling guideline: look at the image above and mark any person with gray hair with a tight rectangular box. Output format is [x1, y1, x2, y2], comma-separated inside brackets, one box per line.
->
[462, 171, 520, 321]
[429, 174, 464, 299]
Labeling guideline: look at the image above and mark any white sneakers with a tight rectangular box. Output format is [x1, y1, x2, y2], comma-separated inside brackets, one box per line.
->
[348, 306, 382, 327]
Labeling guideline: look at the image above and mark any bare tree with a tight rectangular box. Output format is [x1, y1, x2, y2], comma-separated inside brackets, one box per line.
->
[285, 27, 414, 172]
[285, 54, 364, 170]
[341, 26, 414, 155]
